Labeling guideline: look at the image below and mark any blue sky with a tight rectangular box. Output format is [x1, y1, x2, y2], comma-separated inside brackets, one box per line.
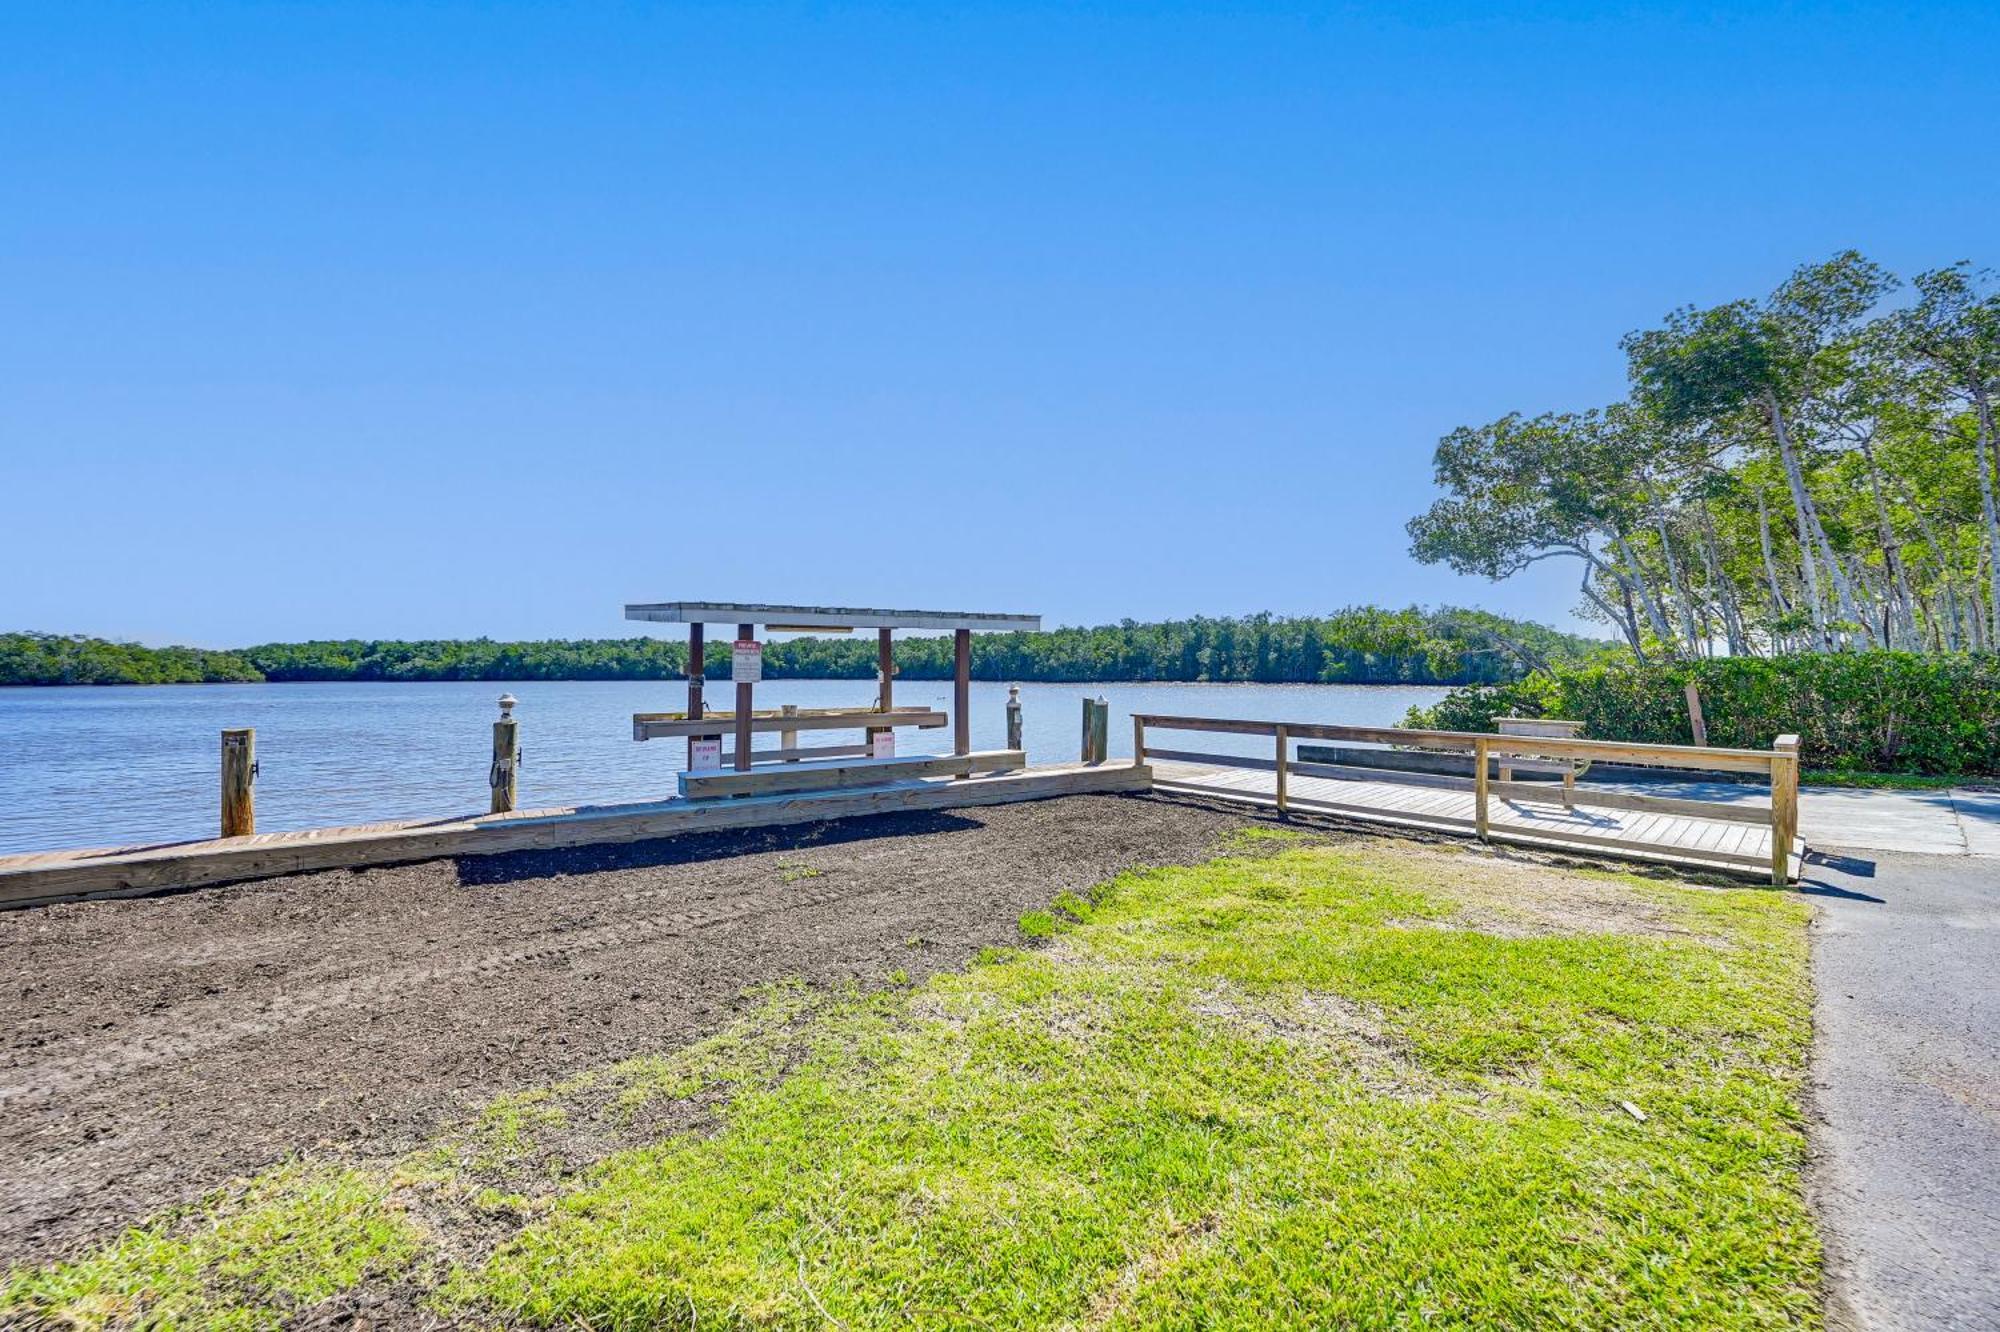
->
[5, 2, 1996, 646]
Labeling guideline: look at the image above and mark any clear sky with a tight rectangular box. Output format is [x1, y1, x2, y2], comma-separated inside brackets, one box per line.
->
[5, 2, 1996, 646]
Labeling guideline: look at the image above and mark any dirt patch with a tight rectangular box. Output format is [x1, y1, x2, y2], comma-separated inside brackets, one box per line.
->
[0, 794, 1255, 1267]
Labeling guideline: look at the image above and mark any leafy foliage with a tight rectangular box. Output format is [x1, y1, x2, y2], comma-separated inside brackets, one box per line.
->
[3, 610, 1606, 689]
[1409, 250, 2000, 659]
[1405, 651, 2000, 774]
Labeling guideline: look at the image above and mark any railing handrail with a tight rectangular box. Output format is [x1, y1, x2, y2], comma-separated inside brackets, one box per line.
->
[1128, 713, 1780, 774]
[1130, 712, 1803, 885]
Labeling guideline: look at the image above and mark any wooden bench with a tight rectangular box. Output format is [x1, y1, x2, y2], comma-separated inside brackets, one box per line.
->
[677, 749, 1026, 800]
[1494, 717, 1590, 807]
[633, 708, 947, 743]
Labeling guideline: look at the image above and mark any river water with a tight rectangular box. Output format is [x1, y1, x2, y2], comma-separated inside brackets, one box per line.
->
[0, 679, 1446, 854]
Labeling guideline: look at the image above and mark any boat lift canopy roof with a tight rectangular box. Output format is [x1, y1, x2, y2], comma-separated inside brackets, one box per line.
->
[624, 602, 1041, 632]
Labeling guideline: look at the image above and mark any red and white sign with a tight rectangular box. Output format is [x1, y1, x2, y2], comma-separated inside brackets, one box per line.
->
[689, 738, 722, 771]
[871, 731, 896, 759]
[731, 639, 762, 684]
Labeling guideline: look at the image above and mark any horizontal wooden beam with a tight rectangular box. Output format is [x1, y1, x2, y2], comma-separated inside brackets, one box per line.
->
[679, 750, 1025, 799]
[624, 602, 1041, 632]
[635, 709, 947, 741]
[0, 762, 1153, 909]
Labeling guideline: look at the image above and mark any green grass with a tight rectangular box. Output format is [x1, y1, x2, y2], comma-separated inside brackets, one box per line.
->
[2, 839, 1820, 1330]
[0, 1164, 419, 1331]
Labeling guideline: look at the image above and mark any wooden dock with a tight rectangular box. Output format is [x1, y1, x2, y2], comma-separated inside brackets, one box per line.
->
[0, 761, 1152, 910]
[1151, 760, 1804, 880]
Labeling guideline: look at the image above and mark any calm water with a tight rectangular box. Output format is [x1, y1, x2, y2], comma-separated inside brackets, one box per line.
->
[0, 680, 1445, 854]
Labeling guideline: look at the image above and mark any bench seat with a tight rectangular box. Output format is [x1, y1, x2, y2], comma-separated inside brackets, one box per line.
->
[678, 749, 1025, 800]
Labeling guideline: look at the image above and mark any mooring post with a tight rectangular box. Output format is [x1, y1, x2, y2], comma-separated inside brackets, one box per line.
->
[1473, 735, 1491, 841]
[1005, 685, 1023, 751]
[1081, 696, 1108, 764]
[490, 694, 519, 814]
[1770, 733, 1801, 886]
[221, 728, 256, 838]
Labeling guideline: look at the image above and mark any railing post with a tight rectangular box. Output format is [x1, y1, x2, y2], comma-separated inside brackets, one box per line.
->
[1274, 724, 1289, 816]
[221, 728, 256, 837]
[1005, 685, 1023, 751]
[1685, 681, 1709, 749]
[1132, 714, 1146, 768]
[1770, 734, 1801, 886]
[781, 703, 799, 762]
[490, 694, 519, 813]
[1473, 735, 1490, 841]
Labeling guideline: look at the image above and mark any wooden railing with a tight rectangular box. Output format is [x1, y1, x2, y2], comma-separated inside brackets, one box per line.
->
[1131, 714, 1803, 885]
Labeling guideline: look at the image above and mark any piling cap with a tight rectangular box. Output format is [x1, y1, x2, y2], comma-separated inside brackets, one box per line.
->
[498, 694, 517, 719]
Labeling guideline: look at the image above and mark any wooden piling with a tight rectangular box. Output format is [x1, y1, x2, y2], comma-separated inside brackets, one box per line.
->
[1080, 697, 1109, 765]
[490, 695, 519, 813]
[735, 622, 755, 772]
[221, 729, 255, 838]
[686, 623, 705, 769]
[1005, 685, 1023, 751]
[1770, 733, 1800, 885]
[952, 629, 971, 759]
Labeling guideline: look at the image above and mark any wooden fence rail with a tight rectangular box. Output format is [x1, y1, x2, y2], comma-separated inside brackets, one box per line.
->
[1131, 714, 1803, 885]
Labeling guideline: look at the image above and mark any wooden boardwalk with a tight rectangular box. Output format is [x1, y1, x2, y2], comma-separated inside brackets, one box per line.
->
[0, 761, 1152, 910]
[1151, 760, 1805, 880]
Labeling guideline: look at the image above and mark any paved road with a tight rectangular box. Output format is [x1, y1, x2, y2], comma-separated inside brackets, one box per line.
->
[1803, 847, 2000, 1331]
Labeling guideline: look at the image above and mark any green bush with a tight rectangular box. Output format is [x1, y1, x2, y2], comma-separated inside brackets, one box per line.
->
[1405, 652, 2000, 776]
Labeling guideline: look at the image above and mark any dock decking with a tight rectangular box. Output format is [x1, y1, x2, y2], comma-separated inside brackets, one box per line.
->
[1151, 760, 1805, 880]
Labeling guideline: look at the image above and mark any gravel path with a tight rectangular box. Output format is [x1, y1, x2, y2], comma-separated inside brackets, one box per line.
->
[1806, 847, 2000, 1330]
[0, 793, 1252, 1267]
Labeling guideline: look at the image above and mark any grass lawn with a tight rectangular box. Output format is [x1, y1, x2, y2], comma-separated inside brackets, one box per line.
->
[2, 830, 1821, 1330]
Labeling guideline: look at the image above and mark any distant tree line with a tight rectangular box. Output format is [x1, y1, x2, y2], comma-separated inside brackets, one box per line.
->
[1409, 252, 2000, 658]
[0, 610, 1606, 688]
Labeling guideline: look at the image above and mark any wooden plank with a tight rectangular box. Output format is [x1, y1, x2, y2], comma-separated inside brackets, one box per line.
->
[624, 602, 1041, 632]
[0, 762, 1149, 908]
[635, 709, 948, 740]
[1488, 779, 1770, 825]
[636, 706, 896, 723]
[720, 744, 871, 766]
[678, 750, 1024, 799]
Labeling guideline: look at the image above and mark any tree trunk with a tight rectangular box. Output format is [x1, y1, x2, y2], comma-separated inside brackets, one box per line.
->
[1612, 531, 1678, 654]
[1697, 502, 1749, 655]
[1755, 491, 1793, 652]
[1762, 390, 1865, 646]
[1652, 508, 1705, 653]
[1972, 386, 2000, 646]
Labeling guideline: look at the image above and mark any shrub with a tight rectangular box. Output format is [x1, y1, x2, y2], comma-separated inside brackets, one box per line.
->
[1404, 652, 2000, 775]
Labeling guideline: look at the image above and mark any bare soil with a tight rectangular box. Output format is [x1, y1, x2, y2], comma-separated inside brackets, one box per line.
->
[0, 794, 1255, 1266]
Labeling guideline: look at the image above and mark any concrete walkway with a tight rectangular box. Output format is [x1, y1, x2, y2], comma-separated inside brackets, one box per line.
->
[1801, 846, 2000, 1331]
[1590, 780, 2000, 859]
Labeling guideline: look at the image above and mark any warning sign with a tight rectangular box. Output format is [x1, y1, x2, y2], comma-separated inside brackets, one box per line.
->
[871, 731, 896, 759]
[731, 639, 762, 684]
[690, 738, 722, 771]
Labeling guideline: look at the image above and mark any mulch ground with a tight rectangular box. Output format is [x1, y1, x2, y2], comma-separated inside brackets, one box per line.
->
[0, 793, 1256, 1267]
